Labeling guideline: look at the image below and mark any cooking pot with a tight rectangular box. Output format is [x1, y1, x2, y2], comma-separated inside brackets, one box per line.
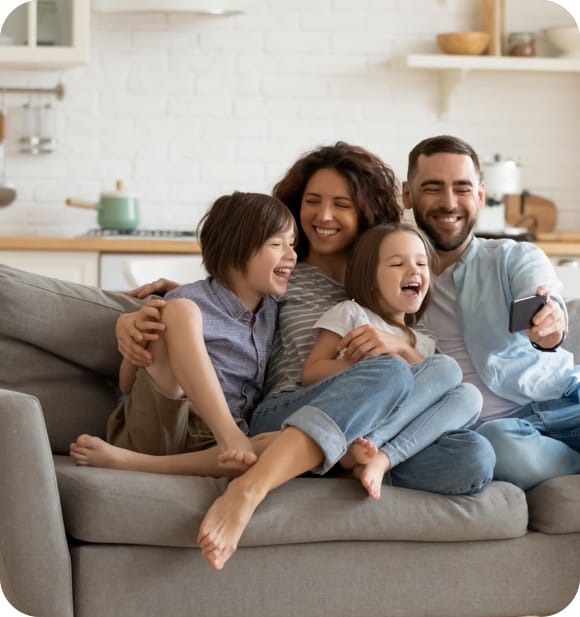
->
[66, 180, 140, 230]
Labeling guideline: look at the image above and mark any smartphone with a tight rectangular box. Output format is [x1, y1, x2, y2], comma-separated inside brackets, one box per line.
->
[509, 294, 547, 333]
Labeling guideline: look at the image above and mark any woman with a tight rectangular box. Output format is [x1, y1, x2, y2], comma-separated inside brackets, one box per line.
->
[116, 143, 495, 570]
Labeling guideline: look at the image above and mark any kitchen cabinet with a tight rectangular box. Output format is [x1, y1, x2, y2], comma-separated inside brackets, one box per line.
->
[0, 0, 89, 69]
[393, 54, 580, 117]
[0, 236, 202, 288]
[0, 249, 99, 285]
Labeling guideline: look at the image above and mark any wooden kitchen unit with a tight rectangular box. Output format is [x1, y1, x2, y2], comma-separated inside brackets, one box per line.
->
[0, 236, 202, 287]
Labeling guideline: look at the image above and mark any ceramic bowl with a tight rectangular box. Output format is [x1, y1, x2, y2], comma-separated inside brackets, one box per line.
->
[436, 31, 490, 55]
[545, 25, 580, 58]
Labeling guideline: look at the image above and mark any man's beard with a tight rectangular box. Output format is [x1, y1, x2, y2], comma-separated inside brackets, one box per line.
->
[414, 210, 475, 252]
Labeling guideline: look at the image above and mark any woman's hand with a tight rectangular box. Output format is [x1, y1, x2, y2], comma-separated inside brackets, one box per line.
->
[526, 285, 566, 350]
[339, 325, 423, 365]
[125, 278, 179, 299]
[116, 298, 167, 366]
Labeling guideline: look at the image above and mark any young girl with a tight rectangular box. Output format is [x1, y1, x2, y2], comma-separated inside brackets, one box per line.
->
[302, 223, 482, 498]
[70, 191, 297, 477]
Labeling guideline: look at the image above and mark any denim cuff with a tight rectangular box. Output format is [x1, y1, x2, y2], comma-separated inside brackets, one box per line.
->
[380, 444, 403, 468]
[282, 405, 346, 474]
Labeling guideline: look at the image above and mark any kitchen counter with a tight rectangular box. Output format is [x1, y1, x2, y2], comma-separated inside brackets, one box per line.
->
[0, 236, 201, 254]
[0, 233, 578, 256]
[534, 232, 580, 257]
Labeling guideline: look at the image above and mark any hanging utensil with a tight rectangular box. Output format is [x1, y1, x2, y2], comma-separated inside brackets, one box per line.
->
[0, 93, 17, 207]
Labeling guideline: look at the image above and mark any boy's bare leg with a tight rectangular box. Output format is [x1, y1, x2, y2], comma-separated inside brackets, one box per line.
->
[340, 437, 378, 470]
[352, 451, 392, 500]
[197, 427, 324, 571]
[147, 298, 254, 456]
[69, 432, 279, 477]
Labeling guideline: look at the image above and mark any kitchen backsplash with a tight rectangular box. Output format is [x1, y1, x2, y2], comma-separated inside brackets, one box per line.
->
[0, 0, 578, 236]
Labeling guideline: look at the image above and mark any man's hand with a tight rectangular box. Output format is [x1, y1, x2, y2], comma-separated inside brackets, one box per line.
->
[526, 285, 566, 350]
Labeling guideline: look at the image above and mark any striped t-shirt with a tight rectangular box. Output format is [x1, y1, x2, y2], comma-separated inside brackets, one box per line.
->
[264, 263, 346, 396]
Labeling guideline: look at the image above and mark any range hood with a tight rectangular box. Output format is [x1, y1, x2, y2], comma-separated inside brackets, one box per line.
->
[91, 0, 244, 15]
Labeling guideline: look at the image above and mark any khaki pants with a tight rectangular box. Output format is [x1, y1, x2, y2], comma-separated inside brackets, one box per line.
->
[107, 367, 216, 455]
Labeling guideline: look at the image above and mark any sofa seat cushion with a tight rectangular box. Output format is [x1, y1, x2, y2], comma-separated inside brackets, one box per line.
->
[55, 456, 528, 548]
[526, 475, 580, 534]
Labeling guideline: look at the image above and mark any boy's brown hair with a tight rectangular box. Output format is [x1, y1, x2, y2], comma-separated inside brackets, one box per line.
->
[198, 191, 296, 287]
[344, 223, 437, 347]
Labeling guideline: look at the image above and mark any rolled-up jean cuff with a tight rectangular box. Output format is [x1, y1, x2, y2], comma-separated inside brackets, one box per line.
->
[380, 444, 403, 468]
[282, 405, 347, 474]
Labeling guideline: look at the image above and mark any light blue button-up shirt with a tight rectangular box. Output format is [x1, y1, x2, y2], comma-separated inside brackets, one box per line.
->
[440, 236, 579, 405]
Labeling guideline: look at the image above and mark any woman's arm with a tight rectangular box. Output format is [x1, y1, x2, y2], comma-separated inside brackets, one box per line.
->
[339, 325, 425, 365]
[301, 329, 354, 386]
[125, 278, 179, 299]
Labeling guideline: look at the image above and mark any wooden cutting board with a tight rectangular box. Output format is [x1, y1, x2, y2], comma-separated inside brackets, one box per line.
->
[504, 192, 557, 233]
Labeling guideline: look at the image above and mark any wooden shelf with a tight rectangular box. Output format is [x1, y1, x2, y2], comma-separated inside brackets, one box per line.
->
[393, 53, 580, 117]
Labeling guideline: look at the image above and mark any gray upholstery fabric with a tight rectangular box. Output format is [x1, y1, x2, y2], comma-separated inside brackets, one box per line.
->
[0, 390, 74, 617]
[71, 534, 580, 617]
[0, 265, 141, 453]
[527, 474, 580, 534]
[55, 456, 527, 546]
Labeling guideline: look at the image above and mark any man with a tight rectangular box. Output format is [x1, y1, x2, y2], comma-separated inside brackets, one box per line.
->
[403, 135, 580, 490]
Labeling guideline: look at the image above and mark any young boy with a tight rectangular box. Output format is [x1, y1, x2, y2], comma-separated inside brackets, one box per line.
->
[70, 191, 297, 476]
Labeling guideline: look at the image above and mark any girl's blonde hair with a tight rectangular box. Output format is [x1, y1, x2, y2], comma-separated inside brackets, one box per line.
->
[344, 223, 437, 347]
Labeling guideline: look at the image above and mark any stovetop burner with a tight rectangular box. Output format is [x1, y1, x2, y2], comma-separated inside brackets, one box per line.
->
[86, 228, 197, 238]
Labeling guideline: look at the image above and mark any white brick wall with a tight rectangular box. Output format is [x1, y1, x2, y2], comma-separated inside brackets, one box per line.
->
[0, 0, 579, 236]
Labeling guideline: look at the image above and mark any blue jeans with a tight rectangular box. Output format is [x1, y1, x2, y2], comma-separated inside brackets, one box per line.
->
[477, 395, 580, 490]
[365, 355, 483, 467]
[250, 356, 413, 474]
[251, 356, 495, 495]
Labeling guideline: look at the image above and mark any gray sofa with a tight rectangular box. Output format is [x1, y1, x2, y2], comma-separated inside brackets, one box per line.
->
[0, 263, 579, 617]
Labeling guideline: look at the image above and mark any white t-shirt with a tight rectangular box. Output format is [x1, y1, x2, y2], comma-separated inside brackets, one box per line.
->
[420, 265, 518, 425]
[314, 300, 436, 359]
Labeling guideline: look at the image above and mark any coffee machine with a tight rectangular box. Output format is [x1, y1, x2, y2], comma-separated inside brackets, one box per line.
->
[477, 154, 557, 238]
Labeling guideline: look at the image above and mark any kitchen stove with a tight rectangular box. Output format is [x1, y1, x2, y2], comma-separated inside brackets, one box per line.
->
[86, 228, 197, 238]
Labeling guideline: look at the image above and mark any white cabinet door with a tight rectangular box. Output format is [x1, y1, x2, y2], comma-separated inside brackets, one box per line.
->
[1, 250, 99, 285]
[0, 0, 89, 68]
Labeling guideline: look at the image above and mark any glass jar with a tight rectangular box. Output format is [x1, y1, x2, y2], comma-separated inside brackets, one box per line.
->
[508, 32, 536, 57]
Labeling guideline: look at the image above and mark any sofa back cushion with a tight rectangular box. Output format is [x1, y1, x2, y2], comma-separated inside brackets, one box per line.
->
[564, 298, 580, 363]
[0, 265, 142, 454]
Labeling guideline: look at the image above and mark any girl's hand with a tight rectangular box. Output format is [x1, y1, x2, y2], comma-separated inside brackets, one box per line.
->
[338, 325, 404, 362]
[116, 299, 167, 366]
[526, 285, 566, 350]
[125, 278, 179, 299]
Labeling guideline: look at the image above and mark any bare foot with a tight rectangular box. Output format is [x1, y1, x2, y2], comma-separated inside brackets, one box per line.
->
[69, 434, 131, 469]
[217, 431, 256, 459]
[352, 451, 391, 499]
[340, 437, 378, 470]
[218, 450, 258, 475]
[197, 477, 265, 570]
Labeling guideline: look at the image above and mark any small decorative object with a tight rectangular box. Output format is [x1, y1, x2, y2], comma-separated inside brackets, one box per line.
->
[507, 32, 536, 56]
[544, 25, 580, 58]
[436, 31, 490, 55]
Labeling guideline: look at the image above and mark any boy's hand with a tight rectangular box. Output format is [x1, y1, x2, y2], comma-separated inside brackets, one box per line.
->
[526, 285, 566, 350]
[125, 278, 179, 299]
[116, 299, 167, 366]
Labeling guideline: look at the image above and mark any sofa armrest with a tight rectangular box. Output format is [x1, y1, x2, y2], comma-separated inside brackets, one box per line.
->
[0, 389, 74, 617]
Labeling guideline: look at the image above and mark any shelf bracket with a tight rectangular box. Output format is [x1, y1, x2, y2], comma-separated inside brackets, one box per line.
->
[438, 69, 467, 119]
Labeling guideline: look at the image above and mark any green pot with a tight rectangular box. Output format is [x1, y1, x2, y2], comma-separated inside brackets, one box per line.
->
[66, 180, 140, 231]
